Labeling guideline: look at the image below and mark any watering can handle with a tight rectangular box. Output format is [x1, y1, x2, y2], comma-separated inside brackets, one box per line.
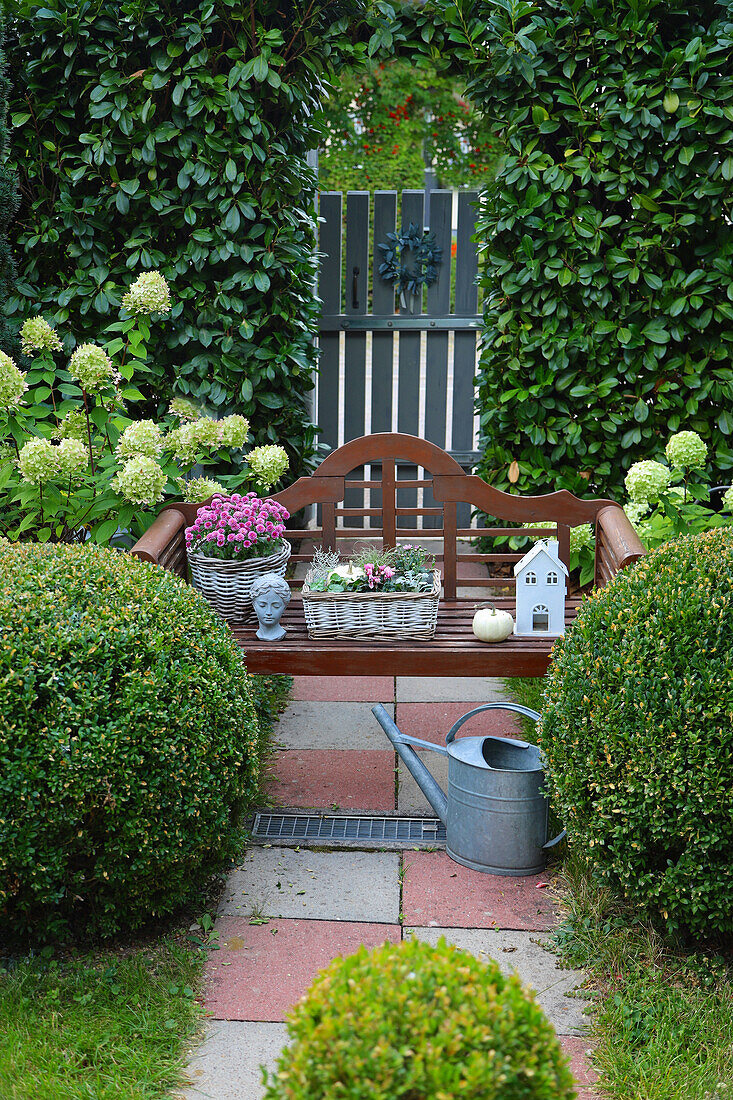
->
[446, 702, 541, 745]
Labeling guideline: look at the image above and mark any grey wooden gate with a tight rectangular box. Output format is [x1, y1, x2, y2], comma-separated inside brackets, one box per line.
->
[316, 188, 481, 529]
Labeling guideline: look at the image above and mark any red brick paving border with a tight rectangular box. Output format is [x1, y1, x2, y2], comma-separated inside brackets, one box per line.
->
[401, 851, 558, 930]
[394, 701, 524, 744]
[291, 675, 394, 702]
[206, 917, 401, 1021]
[559, 1035, 599, 1089]
[265, 748, 396, 812]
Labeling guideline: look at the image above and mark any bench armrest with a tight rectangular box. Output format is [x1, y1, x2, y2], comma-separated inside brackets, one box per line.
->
[131, 507, 188, 577]
[595, 505, 646, 587]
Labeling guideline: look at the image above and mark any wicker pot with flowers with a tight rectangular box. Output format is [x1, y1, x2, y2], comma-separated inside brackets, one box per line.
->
[302, 544, 441, 639]
[185, 493, 291, 621]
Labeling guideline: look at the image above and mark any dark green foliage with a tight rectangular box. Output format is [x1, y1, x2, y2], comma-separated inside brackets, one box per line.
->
[539, 527, 733, 938]
[263, 938, 575, 1099]
[447, 0, 733, 497]
[0, 6, 18, 358]
[7, 1, 373, 471]
[0, 542, 262, 942]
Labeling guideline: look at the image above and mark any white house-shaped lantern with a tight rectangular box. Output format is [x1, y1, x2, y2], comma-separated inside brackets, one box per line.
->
[513, 539, 568, 637]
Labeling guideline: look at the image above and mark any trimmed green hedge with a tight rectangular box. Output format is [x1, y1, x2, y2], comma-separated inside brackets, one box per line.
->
[0, 543, 262, 942]
[263, 938, 575, 1098]
[538, 527, 733, 938]
[447, 0, 733, 497]
[8, 1, 374, 471]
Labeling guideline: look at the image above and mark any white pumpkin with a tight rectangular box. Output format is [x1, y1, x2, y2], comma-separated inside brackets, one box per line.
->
[472, 606, 514, 643]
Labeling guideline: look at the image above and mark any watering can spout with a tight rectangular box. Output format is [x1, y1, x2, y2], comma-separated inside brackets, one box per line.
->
[371, 703, 448, 825]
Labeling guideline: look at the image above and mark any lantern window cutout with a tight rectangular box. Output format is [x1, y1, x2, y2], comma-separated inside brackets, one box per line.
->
[513, 539, 568, 637]
[532, 605, 549, 631]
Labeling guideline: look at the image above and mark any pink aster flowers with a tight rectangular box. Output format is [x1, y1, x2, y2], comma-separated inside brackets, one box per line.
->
[185, 492, 289, 560]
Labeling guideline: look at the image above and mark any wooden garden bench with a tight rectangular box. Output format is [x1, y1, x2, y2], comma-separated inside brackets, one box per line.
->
[131, 432, 645, 677]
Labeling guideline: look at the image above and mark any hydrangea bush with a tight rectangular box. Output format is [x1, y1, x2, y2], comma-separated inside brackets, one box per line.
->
[0, 273, 289, 544]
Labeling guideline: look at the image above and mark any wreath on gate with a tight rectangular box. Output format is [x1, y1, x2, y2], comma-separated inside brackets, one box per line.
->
[377, 222, 443, 307]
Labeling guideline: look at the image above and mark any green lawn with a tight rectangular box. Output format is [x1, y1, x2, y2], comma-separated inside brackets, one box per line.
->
[0, 940, 206, 1099]
[506, 677, 733, 1100]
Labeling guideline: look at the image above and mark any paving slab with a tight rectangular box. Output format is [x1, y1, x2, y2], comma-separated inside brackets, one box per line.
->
[219, 847, 400, 923]
[402, 851, 557, 930]
[265, 749, 396, 812]
[395, 701, 525, 745]
[180, 1020, 288, 1100]
[397, 752, 450, 816]
[559, 1035, 599, 1087]
[291, 675, 394, 702]
[406, 927, 589, 1035]
[396, 676, 508, 702]
[274, 701, 392, 750]
[206, 917, 401, 1020]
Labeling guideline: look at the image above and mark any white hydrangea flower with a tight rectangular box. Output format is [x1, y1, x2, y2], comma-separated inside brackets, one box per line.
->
[192, 417, 224, 448]
[122, 270, 172, 315]
[176, 476, 226, 503]
[248, 444, 289, 490]
[166, 423, 200, 466]
[111, 456, 167, 505]
[0, 351, 28, 408]
[54, 408, 88, 442]
[569, 523, 594, 554]
[20, 316, 63, 357]
[624, 460, 670, 504]
[169, 395, 200, 421]
[116, 419, 164, 460]
[17, 438, 60, 483]
[56, 438, 89, 477]
[665, 430, 707, 470]
[624, 500, 650, 528]
[721, 486, 733, 513]
[68, 344, 117, 393]
[220, 414, 250, 448]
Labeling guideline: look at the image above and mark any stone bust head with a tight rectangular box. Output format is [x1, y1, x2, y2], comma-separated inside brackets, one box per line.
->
[250, 572, 291, 641]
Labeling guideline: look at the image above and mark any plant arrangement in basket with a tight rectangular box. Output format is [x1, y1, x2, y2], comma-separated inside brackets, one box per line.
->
[0, 274, 289, 545]
[185, 494, 289, 561]
[306, 543, 437, 593]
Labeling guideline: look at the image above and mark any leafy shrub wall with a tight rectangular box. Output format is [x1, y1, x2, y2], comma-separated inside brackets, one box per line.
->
[8, 0, 372, 472]
[0, 6, 18, 359]
[449, 0, 733, 498]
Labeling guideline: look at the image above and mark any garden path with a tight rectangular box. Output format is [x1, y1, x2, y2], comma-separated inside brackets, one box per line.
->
[178, 674, 599, 1100]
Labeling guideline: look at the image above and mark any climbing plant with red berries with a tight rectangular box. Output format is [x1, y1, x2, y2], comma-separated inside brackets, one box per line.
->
[319, 58, 498, 194]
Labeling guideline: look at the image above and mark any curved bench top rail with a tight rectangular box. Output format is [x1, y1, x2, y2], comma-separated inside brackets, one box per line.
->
[313, 433, 467, 477]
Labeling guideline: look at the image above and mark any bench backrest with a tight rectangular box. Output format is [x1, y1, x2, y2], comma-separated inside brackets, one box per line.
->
[133, 433, 644, 594]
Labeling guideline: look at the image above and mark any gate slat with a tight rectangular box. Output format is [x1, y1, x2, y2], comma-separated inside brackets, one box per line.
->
[397, 190, 424, 530]
[317, 192, 342, 454]
[344, 191, 370, 527]
[424, 190, 453, 529]
[453, 190, 479, 529]
[371, 191, 398, 528]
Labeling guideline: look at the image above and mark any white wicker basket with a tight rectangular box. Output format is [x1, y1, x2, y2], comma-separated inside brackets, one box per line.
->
[188, 540, 291, 622]
[302, 569, 441, 640]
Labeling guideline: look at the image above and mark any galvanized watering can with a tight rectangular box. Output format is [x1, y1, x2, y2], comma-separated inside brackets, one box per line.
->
[372, 702, 565, 876]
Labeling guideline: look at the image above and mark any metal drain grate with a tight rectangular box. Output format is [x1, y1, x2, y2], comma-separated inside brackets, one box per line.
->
[253, 813, 446, 845]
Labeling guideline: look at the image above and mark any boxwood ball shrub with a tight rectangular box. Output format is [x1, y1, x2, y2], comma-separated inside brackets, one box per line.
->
[0, 542, 261, 942]
[539, 527, 733, 938]
[262, 938, 575, 1099]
